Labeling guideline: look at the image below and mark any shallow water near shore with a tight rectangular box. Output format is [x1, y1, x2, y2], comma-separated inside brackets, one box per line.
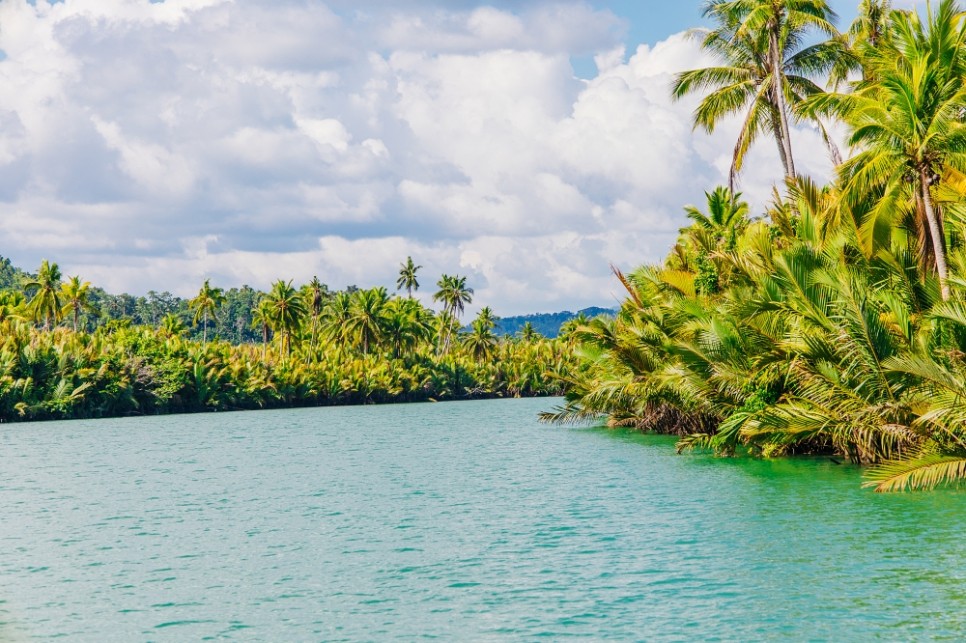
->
[0, 397, 963, 640]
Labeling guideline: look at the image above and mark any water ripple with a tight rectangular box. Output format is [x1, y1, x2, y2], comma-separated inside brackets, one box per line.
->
[0, 399, 963, 640]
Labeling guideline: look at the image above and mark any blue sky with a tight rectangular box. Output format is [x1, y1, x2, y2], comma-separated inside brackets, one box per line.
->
[0, 1, 869, 315]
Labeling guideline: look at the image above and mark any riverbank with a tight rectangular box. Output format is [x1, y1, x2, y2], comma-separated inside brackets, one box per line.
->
[0, 322, 574, 423]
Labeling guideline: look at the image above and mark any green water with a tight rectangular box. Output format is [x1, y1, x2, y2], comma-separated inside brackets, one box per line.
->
[0, 398, 962, 640]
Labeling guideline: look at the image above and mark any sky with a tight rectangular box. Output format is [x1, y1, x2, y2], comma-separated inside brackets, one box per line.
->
[0, 0, 897, 316]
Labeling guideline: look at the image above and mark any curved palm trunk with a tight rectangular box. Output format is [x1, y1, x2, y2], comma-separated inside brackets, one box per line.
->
[920, 170, 950, 300]
[769, 27, 796, 181]
[202, 309, 208, 346]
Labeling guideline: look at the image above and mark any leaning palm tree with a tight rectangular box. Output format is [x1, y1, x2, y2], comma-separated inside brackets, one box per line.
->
[836, 0, 966, 300]
[396, 256, 422, 298]
[188, 279, 226, 346]
[673, 0, 841, 188]
[23, 259, 63, 330]
[59, 275, 95, 332]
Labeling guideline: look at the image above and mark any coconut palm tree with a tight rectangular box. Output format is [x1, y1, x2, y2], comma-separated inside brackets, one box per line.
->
[263, 280, 306, 359]
[836, 0, 966, 300]
[433, 274, 473, 352]
[304, 276, 328, 351]
[672, 0, 841, 188]
[383, 297, 432, 358]
[250, 300, 273, 360]
[160, 312, 187, 338]
[23, 259, 63, 330]
[684, 186, 750, 251]
[826, 0, 892, 87]
[519, 321, 540, 342]
[464, 316, 497, 363]
[396, 256, 422, 298]
[59, 276, 95, 332]
[320, 291, 353, 347]
[347, 287, 389, 355]
[188, 279, 225, 346]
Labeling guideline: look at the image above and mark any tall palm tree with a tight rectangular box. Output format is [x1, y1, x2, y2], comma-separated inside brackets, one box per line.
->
[347, 287, 389, 354]
[23, 259, 63, 330]
[433, 274, 473, 353]
[837, 0, 966, 300]
[263, 280, 306, 359]
[188, 279, 226, 346]
[396, 256, 422, 299]
[475, 306, 497, 331]
[320, 292, 353, 347]
[464, 318, 497, 363]
[383, 297, 432, 358]
[250, 300, 273, 360]
[304, 276, 328, 351]
[60, 275, 95, 332]
[673, 0, 840, 188]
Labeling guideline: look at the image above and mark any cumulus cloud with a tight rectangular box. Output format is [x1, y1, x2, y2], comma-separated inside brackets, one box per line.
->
[0, 0, 835, 316]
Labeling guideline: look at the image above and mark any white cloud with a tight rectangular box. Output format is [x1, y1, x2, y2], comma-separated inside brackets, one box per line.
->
[0, 0, 835, 316]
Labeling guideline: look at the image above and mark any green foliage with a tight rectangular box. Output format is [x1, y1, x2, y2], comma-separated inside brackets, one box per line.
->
[0, 266, 574, 423]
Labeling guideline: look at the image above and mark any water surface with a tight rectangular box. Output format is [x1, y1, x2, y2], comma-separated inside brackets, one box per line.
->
[0, 398, 963, 640]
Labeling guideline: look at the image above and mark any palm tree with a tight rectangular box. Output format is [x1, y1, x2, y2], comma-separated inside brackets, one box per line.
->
[837, 0, 966, 300]
[188, 279, 225, 346]
[304, 276, 328, 351]
[59, 276, 95, 332]
[396, 256, 422, 298]
[673, 0, 841, 188]
[684, 186, 750, 251]
[160, 312, 187, 338]
[320, 292, 353, 347]
[383, 297, 432, 358]
[519, 321, 539, 342]
[433, 274, 473, 352]
[250, 300, 273, 360]
[464, 311, 497, 363]
[347, 287, 389, 354]
[840, 0, 892, 83]
[476, 306, 497, 331]
[23, 259, 63, 330]
[263, 280, 306, 359]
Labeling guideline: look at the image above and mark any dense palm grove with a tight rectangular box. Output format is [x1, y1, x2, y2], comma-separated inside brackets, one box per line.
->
[0, 256, 573, 423]
[546, 0, 966, 491]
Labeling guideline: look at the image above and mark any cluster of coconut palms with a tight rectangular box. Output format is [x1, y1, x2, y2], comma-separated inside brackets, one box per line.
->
[547, 0, 966, 491]
[0, 256, 574, 422]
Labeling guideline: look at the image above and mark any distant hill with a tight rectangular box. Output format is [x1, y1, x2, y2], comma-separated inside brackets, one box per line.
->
[493, 306, 615, 339]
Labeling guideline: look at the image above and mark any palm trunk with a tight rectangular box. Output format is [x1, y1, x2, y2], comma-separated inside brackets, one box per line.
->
[202, 309, 208, 346]
[73, 306, 79, 332]
[769, 27, 796, 181]
[921, 170, 950, 300]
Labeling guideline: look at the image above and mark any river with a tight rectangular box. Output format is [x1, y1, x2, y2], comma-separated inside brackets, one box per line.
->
[0, 398, 963, 640]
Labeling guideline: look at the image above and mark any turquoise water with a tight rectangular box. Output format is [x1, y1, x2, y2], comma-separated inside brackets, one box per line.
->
[0, 398, 963, 641]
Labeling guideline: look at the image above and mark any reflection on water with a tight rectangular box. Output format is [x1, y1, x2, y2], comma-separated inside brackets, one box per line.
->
[0, 399, 962, 640]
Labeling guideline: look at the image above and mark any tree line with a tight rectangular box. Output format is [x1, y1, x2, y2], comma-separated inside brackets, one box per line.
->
[547, 0, 966, 491]
[0, 256, 575, 422]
